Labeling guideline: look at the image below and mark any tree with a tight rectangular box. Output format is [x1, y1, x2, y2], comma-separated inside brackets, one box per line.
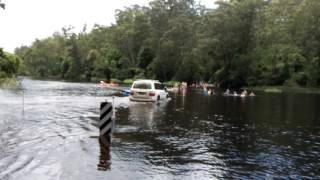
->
[201, 0, 267, 88]
[12, 0, 320, 88]
[0, 0, 5, 9]
[0, 49, 20, 78]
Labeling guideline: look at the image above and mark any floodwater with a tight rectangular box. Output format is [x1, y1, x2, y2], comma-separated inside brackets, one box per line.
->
[1, 78, 320, 179]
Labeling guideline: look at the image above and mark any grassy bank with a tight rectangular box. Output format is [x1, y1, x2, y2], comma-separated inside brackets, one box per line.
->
[0, 78, 18, 89]
[245, 86, 320, 94]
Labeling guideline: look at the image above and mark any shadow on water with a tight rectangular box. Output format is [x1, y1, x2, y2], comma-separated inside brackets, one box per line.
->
[97, 135, 111, 171]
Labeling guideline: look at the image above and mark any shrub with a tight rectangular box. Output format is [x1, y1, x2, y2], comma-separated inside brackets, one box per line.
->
[123, 79, 134, 85]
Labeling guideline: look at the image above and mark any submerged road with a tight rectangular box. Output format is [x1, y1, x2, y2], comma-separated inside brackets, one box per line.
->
[1, 78, 320, 179]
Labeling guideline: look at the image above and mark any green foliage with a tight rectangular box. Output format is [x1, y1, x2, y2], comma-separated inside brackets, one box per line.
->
[123, 79, 134, 85]
[165, 80, 180, 87]
[0, 49, 20, 78]
[307, 57, 320, 87]
[12, 0, 320, 88]
[0, 0, 5, 9]
[110, 78, 121, 84]
[0, 48, 20, 88]
[0, 78, 17, 89]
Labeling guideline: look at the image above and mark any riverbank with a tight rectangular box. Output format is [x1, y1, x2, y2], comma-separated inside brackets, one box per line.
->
[0, 78, 18, 89]
[12, 76, 320, 95]
[26, 76, 181, 87]
[245, 86, 320, 94]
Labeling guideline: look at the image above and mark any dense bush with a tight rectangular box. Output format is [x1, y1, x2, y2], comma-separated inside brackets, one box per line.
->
[13, 0, 320, 88]
[0, 48, 20, 78]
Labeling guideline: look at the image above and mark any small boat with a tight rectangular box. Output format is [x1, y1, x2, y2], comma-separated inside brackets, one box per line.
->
[99, 81, 130, 96]
[99, 81, 119, 87]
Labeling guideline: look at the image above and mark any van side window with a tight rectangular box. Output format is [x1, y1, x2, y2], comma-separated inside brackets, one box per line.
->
[155, 83, 164, 90]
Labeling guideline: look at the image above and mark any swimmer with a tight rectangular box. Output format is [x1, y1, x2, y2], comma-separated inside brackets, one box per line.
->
[240, 90, 248, 97]
[249, 91, 256, 96]
[233, 91, 239, 96]
[224, 89, 231, 95]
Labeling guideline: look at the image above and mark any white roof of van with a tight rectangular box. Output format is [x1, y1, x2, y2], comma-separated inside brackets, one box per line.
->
[134, 79, 160, 83]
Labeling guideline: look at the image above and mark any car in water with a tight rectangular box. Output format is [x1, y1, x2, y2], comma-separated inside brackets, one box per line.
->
[129, 80, 169, 102]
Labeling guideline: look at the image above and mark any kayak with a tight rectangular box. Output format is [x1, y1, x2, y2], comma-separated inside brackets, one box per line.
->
[99, 81, 119, 87]
[99, 81, 130, 97]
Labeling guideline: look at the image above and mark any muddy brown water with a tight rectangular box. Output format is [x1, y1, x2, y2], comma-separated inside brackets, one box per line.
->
[0, 78, 320, 179]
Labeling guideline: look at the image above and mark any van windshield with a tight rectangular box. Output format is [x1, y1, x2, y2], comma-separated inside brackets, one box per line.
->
[133, 82, 152, 89]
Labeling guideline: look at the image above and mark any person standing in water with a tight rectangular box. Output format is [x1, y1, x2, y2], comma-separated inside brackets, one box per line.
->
[249, 91, 256, 96]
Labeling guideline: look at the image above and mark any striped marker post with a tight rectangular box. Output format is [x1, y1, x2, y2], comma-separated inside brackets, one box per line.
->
[99, 102, 114, 142]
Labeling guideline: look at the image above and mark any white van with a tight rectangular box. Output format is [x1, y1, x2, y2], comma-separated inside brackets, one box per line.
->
[129, 80, 169, 102]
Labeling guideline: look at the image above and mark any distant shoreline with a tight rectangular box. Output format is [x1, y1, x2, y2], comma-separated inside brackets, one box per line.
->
[245, 86, 320, 95]
[5, 76, 320, 95]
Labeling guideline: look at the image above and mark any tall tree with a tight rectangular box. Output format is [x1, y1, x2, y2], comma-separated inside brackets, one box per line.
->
[0, 0, 5, 9]
[13, 0, 320, 87]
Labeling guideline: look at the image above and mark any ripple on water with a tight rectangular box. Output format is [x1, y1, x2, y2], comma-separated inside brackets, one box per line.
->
[1, 79, 320, 179]
[0, 155, 34, 180]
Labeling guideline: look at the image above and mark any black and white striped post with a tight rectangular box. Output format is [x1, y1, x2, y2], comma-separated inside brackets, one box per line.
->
[99, 101, 114, 142]
[98, 101, 114, 171]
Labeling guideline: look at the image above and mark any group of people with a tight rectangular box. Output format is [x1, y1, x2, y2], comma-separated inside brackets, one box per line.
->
[165, 81, 257, 98]
[223, 89, 255, 97]
[99, 80, 119, 88]
[203, 87, 255, 97]
[167, 82, 188, 92]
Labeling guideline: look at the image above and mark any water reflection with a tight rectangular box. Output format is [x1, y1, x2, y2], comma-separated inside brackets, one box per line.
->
[125, 100, 169, 130]
[97, 135, 111, 171]
[1, 78, 320, 179]
[113, 89, 320, 178]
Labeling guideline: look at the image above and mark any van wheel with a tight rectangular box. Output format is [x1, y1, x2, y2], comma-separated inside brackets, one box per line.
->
[157, 95, 160, 101]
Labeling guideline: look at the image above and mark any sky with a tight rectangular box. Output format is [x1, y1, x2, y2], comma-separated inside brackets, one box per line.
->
[0, 0, 216, 53]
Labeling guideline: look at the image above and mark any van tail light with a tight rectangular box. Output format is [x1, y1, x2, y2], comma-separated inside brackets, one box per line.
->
[130, 91, 135, 95]
[149, 92, 156, 96]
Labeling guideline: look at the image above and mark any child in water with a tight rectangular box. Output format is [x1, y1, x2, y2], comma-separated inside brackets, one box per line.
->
[249, 91, 256, 96]
[224, 89, 230, 95]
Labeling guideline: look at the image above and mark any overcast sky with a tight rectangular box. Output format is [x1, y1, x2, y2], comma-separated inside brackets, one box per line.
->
[0, 0, 215, 53]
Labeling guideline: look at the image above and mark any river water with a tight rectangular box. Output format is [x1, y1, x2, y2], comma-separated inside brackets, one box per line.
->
[0, 78, 320, 179]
